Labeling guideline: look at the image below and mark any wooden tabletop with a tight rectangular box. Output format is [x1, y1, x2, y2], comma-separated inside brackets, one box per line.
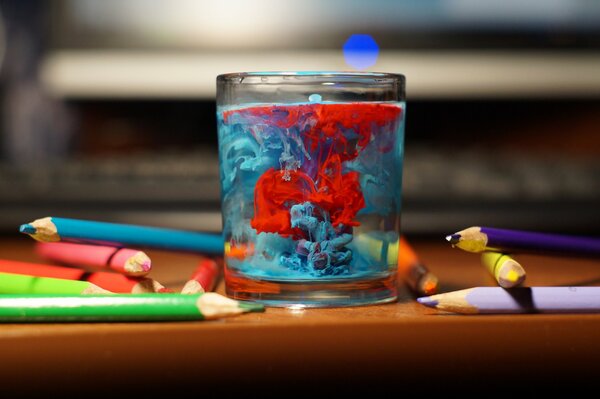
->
[1, 237, 599, 394]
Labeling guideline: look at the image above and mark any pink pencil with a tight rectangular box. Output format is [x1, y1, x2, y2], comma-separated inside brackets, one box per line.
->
[36, 242, 152, 277]
[181, 258, 221, 294]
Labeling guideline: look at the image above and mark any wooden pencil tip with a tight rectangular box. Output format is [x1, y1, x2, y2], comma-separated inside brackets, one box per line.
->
[497, 262, 526, 288]
[125, 252, 152, 275]
[19, 224, 36, 234]
[82, 284, 113, 295]
[181, 280, 205, 295]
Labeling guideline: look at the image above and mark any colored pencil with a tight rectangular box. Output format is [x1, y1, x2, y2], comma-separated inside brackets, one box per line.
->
[334, 233, 438, 294]
[36, 242, 152, 276]
[181, 257, 221, 294]
[398, 236, 439, 296]
[446, 226, 600, 258]
[481, 252, 526, 288]
[20, 217, 223, 255]
[0, 259, 169, 294]
[417, 287, 600, 314]
[0, 271, 110, 295]
[0, 293, 264, 322]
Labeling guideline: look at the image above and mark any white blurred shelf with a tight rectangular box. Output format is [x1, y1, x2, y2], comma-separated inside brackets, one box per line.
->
[40, 50, 600, 99]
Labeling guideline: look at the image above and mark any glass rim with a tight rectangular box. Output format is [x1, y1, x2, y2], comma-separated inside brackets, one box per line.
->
[217, 71, 405, 84]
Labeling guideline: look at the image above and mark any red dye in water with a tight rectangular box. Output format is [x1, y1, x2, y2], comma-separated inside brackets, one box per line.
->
[223, 103, 401, 238]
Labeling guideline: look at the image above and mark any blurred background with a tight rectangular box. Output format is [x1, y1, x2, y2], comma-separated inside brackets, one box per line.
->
[0, 0, 599, 236]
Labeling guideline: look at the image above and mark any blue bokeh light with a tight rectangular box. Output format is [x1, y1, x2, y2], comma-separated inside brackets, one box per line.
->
[343, 34, 379, 70]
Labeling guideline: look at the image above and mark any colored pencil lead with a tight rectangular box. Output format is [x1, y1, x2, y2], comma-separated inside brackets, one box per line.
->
[445, 234, 460, 245]
[19, 224, 36, 234]
[420, 274, 439, 296]
[416, 297, 438, 307]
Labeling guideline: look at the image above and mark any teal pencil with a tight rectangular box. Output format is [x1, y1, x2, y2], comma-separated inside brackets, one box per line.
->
[0, 293, 264, 322]
[20, 217, 223, 254]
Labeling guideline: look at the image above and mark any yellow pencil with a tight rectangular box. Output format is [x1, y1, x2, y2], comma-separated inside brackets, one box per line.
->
[481, 252, 526, 288]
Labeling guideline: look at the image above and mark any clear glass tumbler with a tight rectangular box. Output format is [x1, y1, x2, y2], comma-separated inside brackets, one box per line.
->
[216, 71, 406, 307]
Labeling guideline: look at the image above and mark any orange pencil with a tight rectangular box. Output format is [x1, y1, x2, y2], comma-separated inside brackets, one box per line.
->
[0, 259, 169, 294]
[398, 236, 439, 296]
[181, 258, 221, 294]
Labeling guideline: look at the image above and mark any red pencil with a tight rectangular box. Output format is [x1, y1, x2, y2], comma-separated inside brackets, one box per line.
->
[181, 258, 221, 294]
[0, 259, 169, 294]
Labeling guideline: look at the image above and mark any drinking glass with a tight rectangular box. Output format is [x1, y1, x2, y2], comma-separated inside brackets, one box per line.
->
[216, 71, 405, 307]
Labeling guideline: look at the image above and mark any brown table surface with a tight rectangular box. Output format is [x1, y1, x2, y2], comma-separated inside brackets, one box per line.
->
[1, 237, 599, 394]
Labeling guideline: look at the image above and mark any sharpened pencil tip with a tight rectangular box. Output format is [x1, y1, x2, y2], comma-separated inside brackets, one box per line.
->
[445, 234, 460, 245]
[19, 224, 36, 235]
[238, 301, 266, 313]
[124, 252, 152, 276]
[417, 296, 439, 308]
[420, 274, 439, 296]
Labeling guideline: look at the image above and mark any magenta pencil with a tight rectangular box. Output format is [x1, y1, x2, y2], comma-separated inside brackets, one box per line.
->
[181, 258, 221, 294]
[36, 242, 151, 277]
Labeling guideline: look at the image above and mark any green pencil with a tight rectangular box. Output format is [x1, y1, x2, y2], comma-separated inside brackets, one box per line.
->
[0, 271, 110, 295]
[0, 293, 264, 322]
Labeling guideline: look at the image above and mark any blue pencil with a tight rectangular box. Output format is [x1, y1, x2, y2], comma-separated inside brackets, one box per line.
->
[20, 217, 223, 255]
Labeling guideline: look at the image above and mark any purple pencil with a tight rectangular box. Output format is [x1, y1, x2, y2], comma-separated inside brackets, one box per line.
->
[417, 287, 600, 314]
[447, 226, 600, 258]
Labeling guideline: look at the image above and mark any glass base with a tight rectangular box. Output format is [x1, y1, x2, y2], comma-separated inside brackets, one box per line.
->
[225, 271, 398, 308]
